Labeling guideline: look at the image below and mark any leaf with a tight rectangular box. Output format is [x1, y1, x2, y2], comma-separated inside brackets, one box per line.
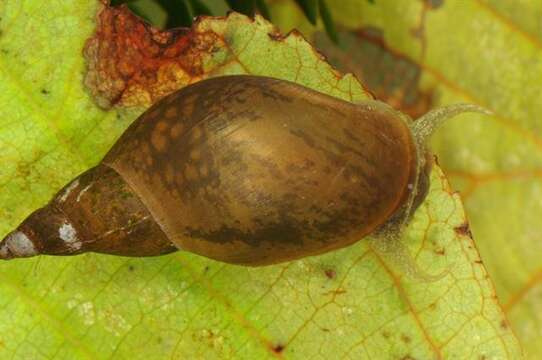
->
[271, 0, 541, 357]
[318, 0, 338, 44]
[0, 1, 521, 359]
[157, 0, 194, 28]
[189, 0, 213, 16]
[225, 0, 256, 16]
[255, 0, 271, 20]
[124, 0, 168, 28]
[312, 28, 433, 120]
[294, 0, 318, 24]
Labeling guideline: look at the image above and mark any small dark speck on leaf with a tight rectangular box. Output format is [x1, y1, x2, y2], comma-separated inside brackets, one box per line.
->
[204, 266, 210, 273]
[267, 32, 283, 41]
[400, 334, 411, 343]
[454, 222, 473, 238]
[500, 320, 508, 330]
[41, 88, 50, 95]
[128, 265, 135, 272]
[324, 269, 336, 279]
[272, 344, 285, 353]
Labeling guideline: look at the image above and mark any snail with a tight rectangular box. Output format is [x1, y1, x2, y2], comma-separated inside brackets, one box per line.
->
[0, 75, 487, 276]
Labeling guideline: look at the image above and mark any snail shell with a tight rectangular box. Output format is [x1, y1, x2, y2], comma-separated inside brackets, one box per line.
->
[0, 75, 485, 266]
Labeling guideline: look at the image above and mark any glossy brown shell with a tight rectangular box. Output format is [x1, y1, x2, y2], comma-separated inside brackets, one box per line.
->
[104, 75, 419, 265]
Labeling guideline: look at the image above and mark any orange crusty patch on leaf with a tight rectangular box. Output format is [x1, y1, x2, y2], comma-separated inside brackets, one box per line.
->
[84, 3, 222, 109]
[83, 3, 373, 110]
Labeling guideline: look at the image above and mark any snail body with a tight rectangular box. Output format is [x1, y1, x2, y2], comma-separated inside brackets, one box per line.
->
[0, 75, 485, 266]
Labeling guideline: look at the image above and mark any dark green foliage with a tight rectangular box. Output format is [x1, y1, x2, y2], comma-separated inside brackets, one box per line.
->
[225, 0, 256, 15]
[318, 0, 337, 43]
[111, 0, 337, 41]
[254, 0, 271, 20]
[157, 0, 193, 27]
[190, 0, 212, 15]
[110, 0, 138, 5]
[294, 0, 318, 24]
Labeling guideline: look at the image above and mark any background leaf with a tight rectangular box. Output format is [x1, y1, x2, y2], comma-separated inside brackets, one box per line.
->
[0, 1, 522, 359]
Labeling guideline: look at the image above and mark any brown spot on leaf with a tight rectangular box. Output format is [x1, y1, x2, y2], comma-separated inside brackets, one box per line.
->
[455, 222, 473, 238]
[267, 29, 286, 41]
[272, 344, 285, 353]
[500, 319, 508, 330]
[84, 3, 221, 108]
[324, 269, 336, 279]
[313, 27, 433, 119]
[400, 334, 411, 343]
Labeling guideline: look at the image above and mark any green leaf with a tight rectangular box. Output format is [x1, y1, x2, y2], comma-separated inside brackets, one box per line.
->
[294, 0, 318, 24]
[318, 0, 338, 43]
[255, 0, 271, 20]
[157, 0, 194, 27]
[110, 0, 137, 5]
[189, 0, 213, 16]
[225, 0, 256, 16]
[0, 1, 521, 359]
[273, 0, 542, 357]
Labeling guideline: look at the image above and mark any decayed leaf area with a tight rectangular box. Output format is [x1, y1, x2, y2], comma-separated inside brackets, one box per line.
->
[0, 1, 523, 359]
